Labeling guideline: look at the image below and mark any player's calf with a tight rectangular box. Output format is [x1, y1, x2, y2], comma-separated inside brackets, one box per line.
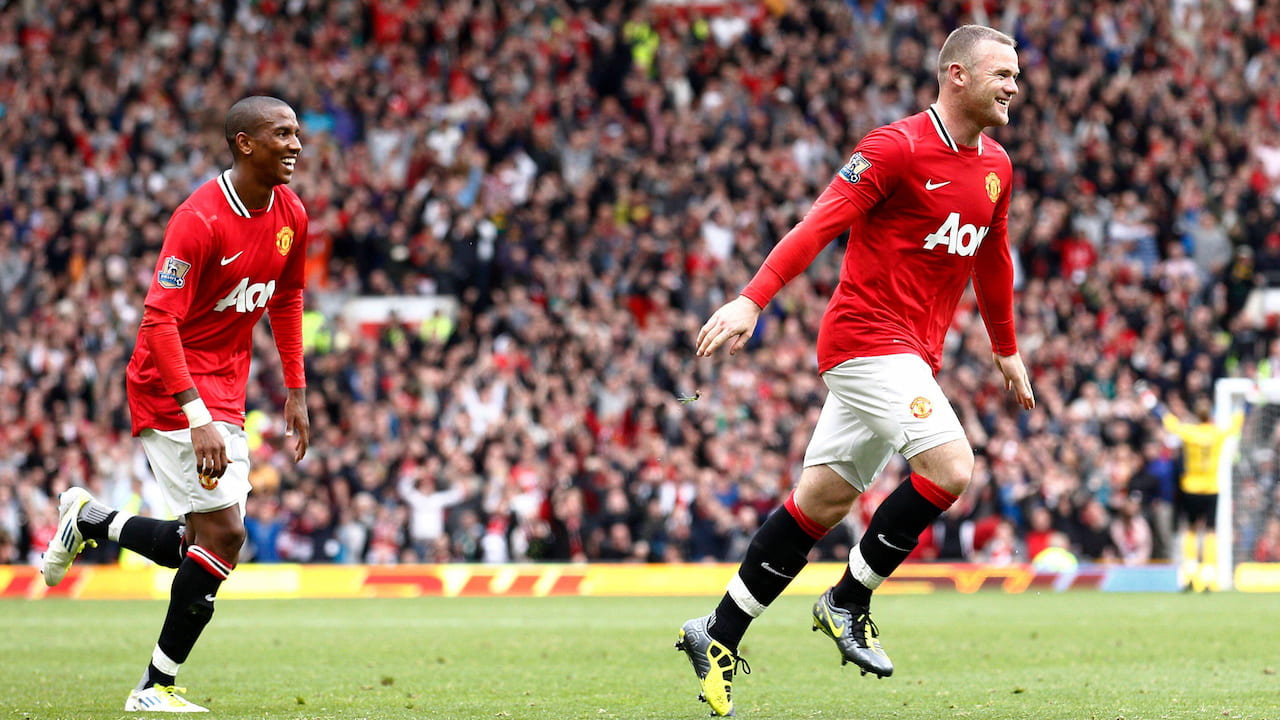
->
[71, 491, 188, 569]
[137, 545, 233, 693]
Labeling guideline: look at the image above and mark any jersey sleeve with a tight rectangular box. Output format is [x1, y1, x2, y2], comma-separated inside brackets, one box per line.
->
[741, 128, 907, 307]
[144, 209, 213, 320]
[826, 126, 908, 209]
[971, 166, 1018, 356]
[139, 307, 195, 396]
[267, 207, 308, 388]
[140, 209, 215, 397]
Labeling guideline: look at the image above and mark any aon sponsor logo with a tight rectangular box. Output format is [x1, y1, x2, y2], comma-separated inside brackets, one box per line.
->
[922, 212, 989, 257]
[214, 278, 276, 312]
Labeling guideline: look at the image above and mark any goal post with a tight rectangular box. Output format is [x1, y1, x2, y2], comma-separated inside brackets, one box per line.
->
[1214, 377, 1280, 591]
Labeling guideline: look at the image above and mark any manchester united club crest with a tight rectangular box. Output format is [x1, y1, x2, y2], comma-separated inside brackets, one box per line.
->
[276, 226, 294, 256]
[985, 172, 1001, 203]
[910, 396, 933, 419]
[199, 473, 219, 491]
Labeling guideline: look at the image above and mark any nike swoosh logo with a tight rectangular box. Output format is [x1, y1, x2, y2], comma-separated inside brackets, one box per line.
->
[204, 594, 217, 603]
[822, 607, 845, 637]
[760, 562, 794, 579]
[219, 251, 244, 266]
[924, 179, 951, 190]
[878, 533, 912, 552]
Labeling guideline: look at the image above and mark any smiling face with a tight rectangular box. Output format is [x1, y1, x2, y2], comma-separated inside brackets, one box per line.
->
[958, 39, 1020, 129]
[237, 104, 302, 186]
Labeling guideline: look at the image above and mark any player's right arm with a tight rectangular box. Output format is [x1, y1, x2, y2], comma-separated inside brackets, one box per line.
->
[696, 129, 905, 357]
[140, 209, 230, 479]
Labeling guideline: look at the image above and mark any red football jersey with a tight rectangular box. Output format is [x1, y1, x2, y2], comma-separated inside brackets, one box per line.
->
[127, 171, 309, 433]
[743, 107, 1017, 374]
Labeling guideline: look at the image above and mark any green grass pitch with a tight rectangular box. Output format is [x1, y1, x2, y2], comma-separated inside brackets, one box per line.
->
[3, 591, 1279, 719]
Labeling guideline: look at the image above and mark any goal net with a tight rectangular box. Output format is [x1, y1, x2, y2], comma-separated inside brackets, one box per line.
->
[1214, 378, 1280, 591]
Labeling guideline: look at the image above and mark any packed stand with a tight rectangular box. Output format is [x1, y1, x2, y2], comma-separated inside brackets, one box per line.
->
[3, 0, 1280, 570]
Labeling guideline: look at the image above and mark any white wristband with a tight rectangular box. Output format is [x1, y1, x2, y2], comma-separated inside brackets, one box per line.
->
[181, 398, 213, 428]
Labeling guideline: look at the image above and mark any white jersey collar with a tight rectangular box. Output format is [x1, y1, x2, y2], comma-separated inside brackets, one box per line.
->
[217, 170, 275, 218]
[926, 105, 983, 155]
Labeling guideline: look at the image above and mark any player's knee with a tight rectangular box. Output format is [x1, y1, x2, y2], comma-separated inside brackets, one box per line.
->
[222, 525, 247, 556]
[943, 450, 975, 494]
[932, 474, 970, 497]
[203, 524, 246, 560]
[795, 466, 858, 527]
[910, 440, 974, 497]
[930, 460, 974, 497]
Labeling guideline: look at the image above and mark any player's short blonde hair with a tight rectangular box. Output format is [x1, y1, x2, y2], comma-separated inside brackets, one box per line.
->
[937, 25, 1017, 85]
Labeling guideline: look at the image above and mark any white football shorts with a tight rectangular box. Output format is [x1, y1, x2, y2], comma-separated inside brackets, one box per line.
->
[803, 353, 966, 492]
[139, 421, 251, 516]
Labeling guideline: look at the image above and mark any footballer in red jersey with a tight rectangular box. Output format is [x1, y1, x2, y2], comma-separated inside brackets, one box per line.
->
[126, 166, 308, 433]
[677, 26, 1036, 716]
[745, 106, 1018, 376]
[41, 96, 310, 713]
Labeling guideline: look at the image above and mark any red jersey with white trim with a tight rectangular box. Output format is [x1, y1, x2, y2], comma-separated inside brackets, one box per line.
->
[742, 107, 1017, 374]
[127, 170, 308, 433]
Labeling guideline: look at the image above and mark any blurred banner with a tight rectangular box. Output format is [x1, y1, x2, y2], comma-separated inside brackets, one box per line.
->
[0, 561, 1199, 600]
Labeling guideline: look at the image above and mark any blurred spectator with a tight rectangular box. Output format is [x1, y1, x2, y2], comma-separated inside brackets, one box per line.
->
[981, 517, 1025, 565]
[1109, 492, 1154, 565]
[1031, 531, 1079, 574]
[243, 496, 283, 563]
[397, 459, 466, 561]
[1023, 505, 1055, 562]
[1254, 516, 1280, 563]
[1127, 439, 1178, 560]
[1074, 499, 1117, 562]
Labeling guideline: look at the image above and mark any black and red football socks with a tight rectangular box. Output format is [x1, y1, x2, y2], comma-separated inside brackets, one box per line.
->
[832, 473, 957, 609]
[708, 493, 828, 651]
[78, 501, 187, 569]
[140, 546, 233, 690]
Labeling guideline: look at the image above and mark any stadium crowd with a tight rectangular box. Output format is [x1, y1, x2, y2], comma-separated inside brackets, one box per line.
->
[3, 0, 1280, 571]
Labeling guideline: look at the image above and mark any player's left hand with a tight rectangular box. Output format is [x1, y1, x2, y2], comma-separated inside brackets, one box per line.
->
[284, 387, 310, 462]
[994, 351, 1035, 410]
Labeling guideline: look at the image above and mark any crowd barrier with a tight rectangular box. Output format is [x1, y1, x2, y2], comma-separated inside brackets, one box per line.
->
[3, 561, 1255, 600]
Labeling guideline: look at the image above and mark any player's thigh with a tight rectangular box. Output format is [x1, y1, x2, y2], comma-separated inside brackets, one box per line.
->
[140, 422, 251, 517]
[804, 389, 893, 493]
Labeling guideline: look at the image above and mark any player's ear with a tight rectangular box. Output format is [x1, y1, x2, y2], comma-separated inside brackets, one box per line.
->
[235, 131, 253, 156]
